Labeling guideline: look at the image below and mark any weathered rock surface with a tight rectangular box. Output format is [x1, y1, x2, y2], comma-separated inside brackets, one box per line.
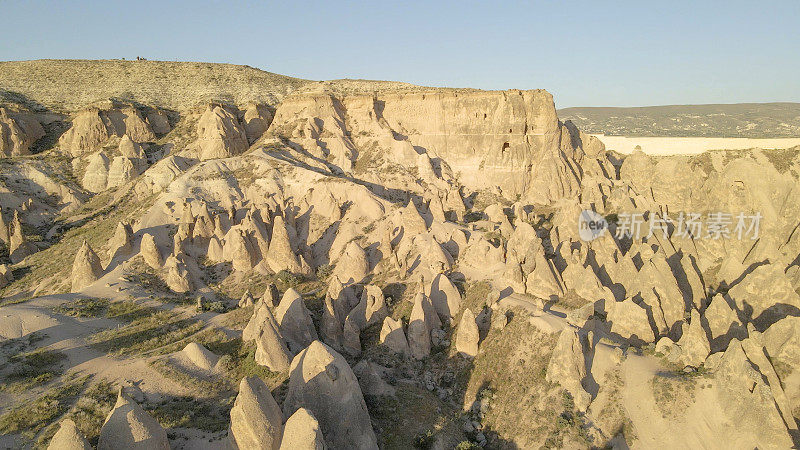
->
[139, 233, 163, 268]
[108, 221, 134, 261]
[228, 376, 284, 450]
[455, 308, 479, 357]
[279, 408, 326, 450]
[97, 388, 169, 450]
[606, 299, 655, 344]
[0, 107, 44, 156]
[195, 104, 248, 160]
[47, 418, 91, 450]
[407, 293, 432, 359]
[347, 284, 387, 330]
[546, 327, 591, 411]
[283, 341, 378, 450]
[71, 240, 103, 290]
[60, 105, 155, 157]
[275, 288, 318, 352]
[379, 316, 410, 356]
[428, 273, 462, 322]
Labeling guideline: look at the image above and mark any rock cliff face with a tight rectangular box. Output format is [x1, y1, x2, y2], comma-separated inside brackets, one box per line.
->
[268, 89, 605, 202]
[0, 107, 45, 156]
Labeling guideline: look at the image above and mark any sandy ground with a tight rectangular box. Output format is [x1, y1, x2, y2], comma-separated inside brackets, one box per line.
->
[593, 134, 800, 155]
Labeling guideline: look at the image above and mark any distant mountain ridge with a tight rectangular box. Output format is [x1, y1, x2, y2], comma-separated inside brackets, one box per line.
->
[558, 102, 800, 138]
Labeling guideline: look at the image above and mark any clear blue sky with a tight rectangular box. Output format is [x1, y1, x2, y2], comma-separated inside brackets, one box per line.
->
[2, 0, 798, 108]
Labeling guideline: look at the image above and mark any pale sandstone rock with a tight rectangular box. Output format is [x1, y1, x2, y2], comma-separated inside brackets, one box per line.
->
[606, 299, 656, 344]
[206, 235, 224, 262]
[119, 134, 147, 160]
[139, 233, 163, 269]
[71, 240, 103, 291]
[164, 255, 192, 293]
[0, 264, 13, 288]
[262, 282, 281, 307]
[407, 294, 432, 359]
[321, 295, 344, 352]
[283, 341, 378, 450]
[9, 211, 36, 264]
[713, 340, 795, 448]
[244, 103, 273, 143]
[47, 418, 91, 450]
[347, 284, 387, 330]
[740, 326, 798, 433]
[546, 327, 591, 411]
[279, 408, 326, 450]
[107, 156, 140, 188]
[342, 314, 362, 357]
[705, 294, 746, 352]
[254, 312, 293, 373]
[275, 288, 318, 353]
[400, 200, 428, 235]
[97, 388, 169, 450]
[228, 376, 284, 450]
[0, 107, 44, 156]
[428, 273, 462, 322]
[61, 106, 155, 157]
[195, 104, 248, 160]
[727, 263, 800, 330]
[455, 308, 479, 358]
[230, 229, 257, 272]
[0, 208, 9, 245]
[82, 152, 110, 193]
[266, 214, 302, 274]
[676, 309, 710, 368]
[763, 316, 800, 367]
[239, 290, 255, 308]
[331, 240, 369, 284]
[179, 342, 219, 371]
[379, 317, 409, 356]
[108, 221, 134, 261]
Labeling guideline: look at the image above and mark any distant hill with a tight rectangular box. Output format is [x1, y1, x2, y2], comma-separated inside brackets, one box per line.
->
[0, 59, 310, 112]
[558, 102, 800, 138]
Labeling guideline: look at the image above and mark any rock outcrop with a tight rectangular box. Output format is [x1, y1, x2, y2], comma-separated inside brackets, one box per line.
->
[283, 341, 378, 450]
[0, 107, 44, 156]
[139, 233, 163, 268]
[195, 104, 248, 160]
[428, 273, 462, 322]
[266, 214, 302, 274]
[455, 308, 479, 357]
[275, 288, 318, 352]
[279, 408, 326, 450]
[546, 327, 591, 411]
[60, 105, 156, 157]
[379, 316, 409, 356]
[97, 388, 169, 450]
[228, 376, 284, 450]
[407, 294, 432, 359]
[71, 240, 104, 291]
[108, 221, 134, 261]
[47, 419, 91, 450]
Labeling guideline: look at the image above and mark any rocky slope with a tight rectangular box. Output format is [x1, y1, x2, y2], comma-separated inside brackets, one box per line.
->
[1, 60, 799, 449]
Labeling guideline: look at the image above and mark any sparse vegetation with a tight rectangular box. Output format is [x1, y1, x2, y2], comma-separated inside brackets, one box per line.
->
[0, 375, 90, 441]
[88, 309, 203, 356]
[1, 348, 67, 392]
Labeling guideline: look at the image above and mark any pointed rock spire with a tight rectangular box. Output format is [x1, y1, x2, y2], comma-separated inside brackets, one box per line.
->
[71, 240, 103, 291]
[228, 377, 284, 450]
